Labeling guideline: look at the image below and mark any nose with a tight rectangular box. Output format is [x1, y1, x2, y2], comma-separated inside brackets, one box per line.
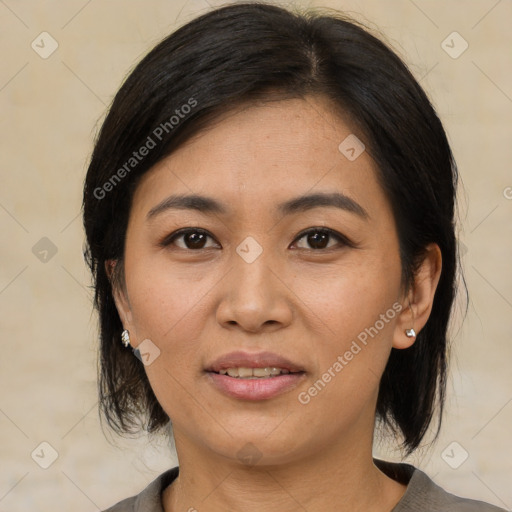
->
[216, 245, 293, 333]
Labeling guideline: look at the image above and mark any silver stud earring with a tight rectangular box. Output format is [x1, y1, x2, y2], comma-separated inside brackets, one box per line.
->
[121, 329, 131, 347]
[405, 328, 416, 338]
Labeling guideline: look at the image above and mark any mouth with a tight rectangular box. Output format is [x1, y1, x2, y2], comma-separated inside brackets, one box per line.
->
[204, 351, 306, 400]
[211, 366, 303, 378]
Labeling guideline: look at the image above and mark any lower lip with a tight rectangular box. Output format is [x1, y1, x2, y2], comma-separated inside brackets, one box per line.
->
[207, 372, 305, 400]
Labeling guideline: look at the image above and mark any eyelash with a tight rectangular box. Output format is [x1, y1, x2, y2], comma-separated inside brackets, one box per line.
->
[159, 227, 355, 252]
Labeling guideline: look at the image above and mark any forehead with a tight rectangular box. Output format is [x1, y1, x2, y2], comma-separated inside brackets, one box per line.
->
[130, 96, 388, 223]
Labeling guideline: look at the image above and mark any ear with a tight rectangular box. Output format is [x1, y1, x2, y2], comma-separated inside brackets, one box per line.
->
[393, 243, 442, 349]
[105, 259, 136, 338]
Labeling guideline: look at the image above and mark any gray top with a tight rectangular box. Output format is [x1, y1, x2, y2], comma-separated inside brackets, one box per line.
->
[102, 459, 507, 511]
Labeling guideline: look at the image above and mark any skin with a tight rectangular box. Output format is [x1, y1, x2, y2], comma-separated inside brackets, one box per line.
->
[111, 95, 442, 512]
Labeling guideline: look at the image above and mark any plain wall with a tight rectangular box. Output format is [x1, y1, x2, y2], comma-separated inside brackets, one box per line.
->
[0, 0, 511, 510]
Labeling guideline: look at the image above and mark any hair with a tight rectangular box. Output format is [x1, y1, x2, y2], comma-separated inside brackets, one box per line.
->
[83, 1, 462, 454]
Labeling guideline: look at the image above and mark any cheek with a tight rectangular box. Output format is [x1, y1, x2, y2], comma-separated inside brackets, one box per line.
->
[124, 247, 206, 339]
[123, 250, 221, 396]
[295, 255, 400, 335]
[295, 282, 400, 421]
[123, 258, 210, 416]
[296, 255, 401, 387]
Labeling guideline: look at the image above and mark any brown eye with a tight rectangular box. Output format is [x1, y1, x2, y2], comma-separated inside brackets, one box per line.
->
[181, 231, 208, 249]
[160, 229, 219, 250]
[293, 228, 352, 250]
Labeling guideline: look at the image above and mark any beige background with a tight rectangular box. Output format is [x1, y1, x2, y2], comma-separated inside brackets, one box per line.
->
[1, 0, 511, 510]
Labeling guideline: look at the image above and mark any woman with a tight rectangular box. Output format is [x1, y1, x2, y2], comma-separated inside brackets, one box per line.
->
[83, 2, 506, 511]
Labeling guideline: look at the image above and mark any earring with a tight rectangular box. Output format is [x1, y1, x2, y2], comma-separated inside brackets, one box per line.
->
[405, 328, 416, 338]
[121, 329, 131, 347]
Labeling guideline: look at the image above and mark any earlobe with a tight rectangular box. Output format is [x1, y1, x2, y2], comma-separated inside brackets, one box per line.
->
[392, 243, 442, 349]
[105, 259, 116, 281]
[404, 327, 416, 339]
[393, 303, 417, 349]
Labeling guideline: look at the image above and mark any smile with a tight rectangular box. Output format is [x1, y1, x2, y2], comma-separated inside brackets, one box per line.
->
[217, 367, 297, 378]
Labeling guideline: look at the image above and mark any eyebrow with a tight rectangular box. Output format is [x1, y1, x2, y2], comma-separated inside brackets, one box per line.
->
[146, 192, 369, 221]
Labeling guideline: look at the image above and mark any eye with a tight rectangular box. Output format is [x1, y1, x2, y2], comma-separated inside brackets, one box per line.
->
[159, 227, 354, 252]
[159, 228, 220, 250]
[292, 227, 353, 250]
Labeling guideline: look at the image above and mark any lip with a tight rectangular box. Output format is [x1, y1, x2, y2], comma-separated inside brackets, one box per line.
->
[207, 372, 306, 400]
[205, 350, 305, 373]
[204, 350, 306, 401]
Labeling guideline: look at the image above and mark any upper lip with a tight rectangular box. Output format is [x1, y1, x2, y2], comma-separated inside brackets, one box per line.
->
[205, 351, 305, 373]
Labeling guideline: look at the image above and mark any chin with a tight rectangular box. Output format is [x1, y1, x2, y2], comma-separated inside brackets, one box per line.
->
[201, 428, 308, 468]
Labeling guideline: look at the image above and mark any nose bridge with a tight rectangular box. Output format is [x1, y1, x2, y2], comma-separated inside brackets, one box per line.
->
[232, 237, 276, 304]
[216, 237, 292, 331]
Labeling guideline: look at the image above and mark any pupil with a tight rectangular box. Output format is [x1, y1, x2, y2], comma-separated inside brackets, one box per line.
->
[309, 232, 328, 249]
[186, 232, 206, 249]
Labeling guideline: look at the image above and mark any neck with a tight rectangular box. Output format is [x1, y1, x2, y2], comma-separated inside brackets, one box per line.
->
[162, 428, 406, 512]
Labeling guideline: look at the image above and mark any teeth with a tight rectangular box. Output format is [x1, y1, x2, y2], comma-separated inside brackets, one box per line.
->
[253, 367, 271, 377]
[226, 368, 239, 377]
[218, 367, 291, 378]
[238, 367, 253, 378]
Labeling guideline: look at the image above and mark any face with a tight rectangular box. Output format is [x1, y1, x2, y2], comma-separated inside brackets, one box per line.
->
[114, 96, 417, 467]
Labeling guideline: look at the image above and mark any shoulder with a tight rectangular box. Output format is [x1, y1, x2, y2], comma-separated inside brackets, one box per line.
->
[101, 466, 179, 512]
[404, 467, 507, 511]
[375, 459, 508, 512]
